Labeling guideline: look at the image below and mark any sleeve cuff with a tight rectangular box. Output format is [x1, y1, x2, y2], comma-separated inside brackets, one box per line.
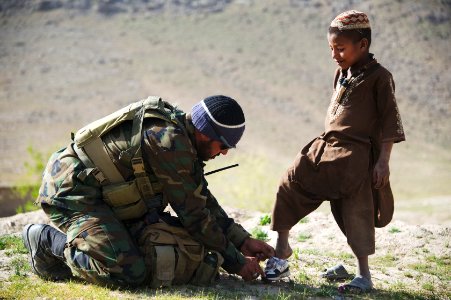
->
[220, 242, 246, 274]
[226, 222, 251, 249]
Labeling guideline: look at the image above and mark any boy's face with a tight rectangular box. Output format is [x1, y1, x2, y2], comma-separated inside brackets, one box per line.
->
[328, 32, 368, 70]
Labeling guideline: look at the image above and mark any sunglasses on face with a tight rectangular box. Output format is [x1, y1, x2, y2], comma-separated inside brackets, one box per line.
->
[209, 122, 234, 150]
[219, 143, 231, 151]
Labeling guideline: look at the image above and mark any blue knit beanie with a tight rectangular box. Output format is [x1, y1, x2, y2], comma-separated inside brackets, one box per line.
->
[191, 95, 245, 148]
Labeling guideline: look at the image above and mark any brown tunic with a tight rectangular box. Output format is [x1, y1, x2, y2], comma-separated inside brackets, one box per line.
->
[272, 58, 405, 256]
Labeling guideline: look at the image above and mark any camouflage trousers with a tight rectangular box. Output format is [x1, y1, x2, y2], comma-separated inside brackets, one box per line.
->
[37, 145, 147, 286]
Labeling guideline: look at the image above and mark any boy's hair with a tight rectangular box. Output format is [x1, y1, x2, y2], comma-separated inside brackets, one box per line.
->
[328, 26, 372, 48]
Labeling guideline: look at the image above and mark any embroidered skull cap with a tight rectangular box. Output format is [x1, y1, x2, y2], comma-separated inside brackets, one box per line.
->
[330, 10, 371, 30]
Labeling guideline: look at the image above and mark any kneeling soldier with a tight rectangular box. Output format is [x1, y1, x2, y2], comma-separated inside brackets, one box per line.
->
[23, 95, 274, 287]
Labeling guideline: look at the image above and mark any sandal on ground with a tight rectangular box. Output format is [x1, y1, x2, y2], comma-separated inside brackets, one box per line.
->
[320, 264, 353, 281]
[338, 275, 373, 294]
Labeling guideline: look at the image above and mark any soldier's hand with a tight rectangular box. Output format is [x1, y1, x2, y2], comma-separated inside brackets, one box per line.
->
[240, 237, 275, 261]
[237, 256, 265, 281]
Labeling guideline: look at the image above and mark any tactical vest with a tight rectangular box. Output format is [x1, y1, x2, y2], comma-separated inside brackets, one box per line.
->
[73, 96, 186, 220]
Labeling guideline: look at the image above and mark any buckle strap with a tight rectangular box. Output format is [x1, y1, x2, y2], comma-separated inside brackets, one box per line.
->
[132, 157, 155, 200]
[73, 143, 110, 185]
[132, 157, 146, 175]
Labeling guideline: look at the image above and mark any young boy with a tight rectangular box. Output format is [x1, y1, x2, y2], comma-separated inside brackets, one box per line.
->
[270, 10, 405, 292]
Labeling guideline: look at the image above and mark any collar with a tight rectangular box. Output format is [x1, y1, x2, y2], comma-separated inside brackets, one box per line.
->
[342, 53, 377, 78]
[184, 114, 198, 151]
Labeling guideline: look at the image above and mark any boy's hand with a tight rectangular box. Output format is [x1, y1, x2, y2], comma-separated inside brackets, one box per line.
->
[240, 237, 275, 261]
[373, 141, 394, 189]
[237, 256, 265, 281]
[373, 160, 390, 189]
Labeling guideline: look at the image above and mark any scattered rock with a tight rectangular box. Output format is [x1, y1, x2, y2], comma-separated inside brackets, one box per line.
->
[36, 0, 63, 11]
[0, 210, 49, 235]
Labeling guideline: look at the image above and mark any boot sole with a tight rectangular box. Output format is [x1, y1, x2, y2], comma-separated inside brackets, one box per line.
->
[22, 224, 41, 276]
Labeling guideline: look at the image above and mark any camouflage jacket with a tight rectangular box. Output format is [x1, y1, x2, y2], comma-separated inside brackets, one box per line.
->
[103, 106, 250, 274]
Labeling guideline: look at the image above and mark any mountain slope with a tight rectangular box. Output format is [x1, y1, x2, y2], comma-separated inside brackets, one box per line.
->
[0, 0, 450, 222]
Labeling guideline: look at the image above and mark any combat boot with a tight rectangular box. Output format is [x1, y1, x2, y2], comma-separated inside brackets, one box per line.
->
[22, 224, 72, 281]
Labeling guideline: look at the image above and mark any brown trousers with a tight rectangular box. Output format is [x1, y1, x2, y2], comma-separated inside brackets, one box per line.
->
[271, 167, 375, 257]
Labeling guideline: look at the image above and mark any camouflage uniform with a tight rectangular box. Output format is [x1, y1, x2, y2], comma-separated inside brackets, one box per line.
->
[36, 101, 250, 286]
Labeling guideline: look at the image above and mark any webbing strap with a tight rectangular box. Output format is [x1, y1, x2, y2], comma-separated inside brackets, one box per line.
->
[73, 143, 95, 169]
[128, 101, 159, 201]
[73, 144, 108, 183]
[83, 137, 125, 184]
[132, 157, 155, 200]
[119, 101, 147, 164]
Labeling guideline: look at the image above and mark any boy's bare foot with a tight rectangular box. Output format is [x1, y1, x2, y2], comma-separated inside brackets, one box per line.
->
[275, 230, 293, 259]
[275, 243, 293, 259]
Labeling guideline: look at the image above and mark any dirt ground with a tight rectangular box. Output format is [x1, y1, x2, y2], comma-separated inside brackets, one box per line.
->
[0, 208, 449, 298]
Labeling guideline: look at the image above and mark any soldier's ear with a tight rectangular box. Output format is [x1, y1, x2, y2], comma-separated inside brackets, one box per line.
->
[194, 129, 211, 142]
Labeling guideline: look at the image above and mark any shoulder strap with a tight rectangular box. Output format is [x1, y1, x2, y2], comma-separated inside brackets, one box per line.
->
[73, 96, 161, 185]
[73, 96, 187, 191]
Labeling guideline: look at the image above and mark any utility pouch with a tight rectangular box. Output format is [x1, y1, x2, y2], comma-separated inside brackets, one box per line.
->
[102, 181, 147, 220]
[190, 251, 224, 286]
[138, 222, 223, 288]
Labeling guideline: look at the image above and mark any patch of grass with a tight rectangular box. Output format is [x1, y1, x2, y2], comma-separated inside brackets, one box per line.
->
[409, 255, 451, 281]
[335, 252, 354, 261]
[11, 257, 30, 276]
[250, 227, 269, 242]
[372, 253, 399, 268]
[389, 227, 402, 233]
[0, 235, 27, 255]
[293, 248, 301, 260]
[296, 233, 311, 243]
[421, 282, 435, 292]
[410, 260, 450, 281]
[302, 248, 321, 256]
[382, 281, 433, 300]
[426, 254, 449, 266]
[14, 146, 47, 214]
[259, 214, 271, 226]
[298, 217, 309, 224]
[296, 270, 311, 284]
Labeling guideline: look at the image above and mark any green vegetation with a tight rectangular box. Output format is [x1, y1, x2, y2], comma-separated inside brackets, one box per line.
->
[0, 233, 447, 299]
[259, 214, 271, 226]
[371, 254, 399, 268]
[0, 235, 28, 255]
[250, 227, 269, 242]
[301, 248, 321, 256]
[296, 233, 311, 243]
[13, 146, 47, 214]
[292, 248, 301, 260]
[389, 227, 402, 234]
[410, 255, 451, 281]
[298, 217, 309, 224]
[11, 257, 30, 276]
[333, 252, 354, 261]
[205, 151, 280, 212]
